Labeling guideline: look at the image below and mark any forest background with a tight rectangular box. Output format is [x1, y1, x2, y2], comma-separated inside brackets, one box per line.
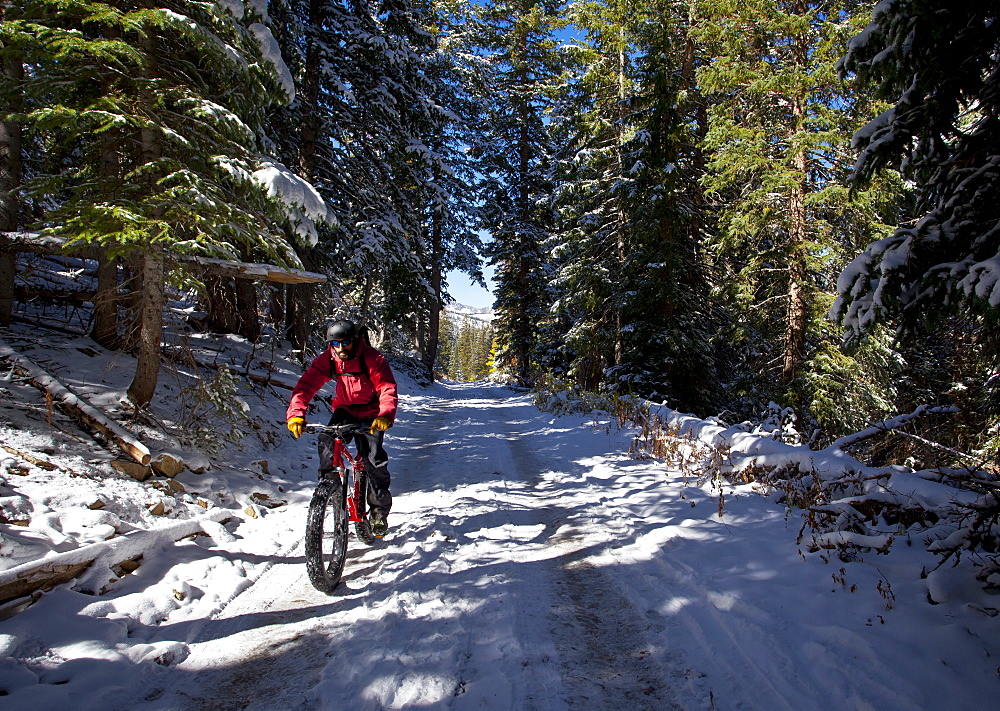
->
[1, 0, 998, 467]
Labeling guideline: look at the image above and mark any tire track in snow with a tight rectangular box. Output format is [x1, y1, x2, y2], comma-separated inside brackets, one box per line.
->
[491, 399, 686, 710]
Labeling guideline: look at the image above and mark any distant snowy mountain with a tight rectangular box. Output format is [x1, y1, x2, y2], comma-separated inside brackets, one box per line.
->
[445, 302, 494, 325]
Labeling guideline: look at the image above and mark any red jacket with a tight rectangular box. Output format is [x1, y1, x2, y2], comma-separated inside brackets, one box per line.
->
[286, 339, 398, 423]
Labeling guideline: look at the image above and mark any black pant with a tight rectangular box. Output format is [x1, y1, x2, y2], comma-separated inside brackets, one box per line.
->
[317, 409, 392, 516]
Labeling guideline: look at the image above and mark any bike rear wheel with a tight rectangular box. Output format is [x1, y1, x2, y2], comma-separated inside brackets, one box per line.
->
[305, 477, 349, 593]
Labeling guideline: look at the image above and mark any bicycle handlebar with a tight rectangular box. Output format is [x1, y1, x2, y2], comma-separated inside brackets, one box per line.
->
[304, 423, 369, 437]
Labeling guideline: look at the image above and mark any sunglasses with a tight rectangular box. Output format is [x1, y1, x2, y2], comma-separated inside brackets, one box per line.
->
[329, 339, 354, 348]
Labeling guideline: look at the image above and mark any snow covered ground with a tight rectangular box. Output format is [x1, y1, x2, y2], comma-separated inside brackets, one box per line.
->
[1, 326, 1000, 709]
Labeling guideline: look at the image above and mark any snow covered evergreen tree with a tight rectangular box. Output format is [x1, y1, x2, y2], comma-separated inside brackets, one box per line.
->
[543, 0, 637, 391]
[269, 0, 433, 347]
[833, 0, 1000, 337]
[833, 0, 1000, 452]
[473, 0, 565, 385]
[0, 9, 25, 326]
[544, 0, 717, 410]
[611, 0, 717, 409]
[268, 0, 483, 362]
[410, 0, 488, 375]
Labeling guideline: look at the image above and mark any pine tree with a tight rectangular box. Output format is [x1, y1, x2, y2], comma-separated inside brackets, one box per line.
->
[694, 0, 897, 431]
[435, 310, 458, 376]
[474, 0, 565, 384]
[3, 0, 311, 405]
[0, 9, 24, 326]
[544, 0, 633, 391]
[613, 0, 716, 408]
[418, 0, 489, 376]
[833, 0, 1000, 450]
[543, 0, 716, 409]
[269, 0, 484, 361]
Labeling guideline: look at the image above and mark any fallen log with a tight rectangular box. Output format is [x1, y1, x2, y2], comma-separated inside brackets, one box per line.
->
[832, 405, 961, 450]
[0, 561, 93, 610]
[0, 443, 57, 471]
[171, 254, 327, 285]
[0, 508, 231, 608]
[0, 339, 151, 465]
[0, 442, 93, 479]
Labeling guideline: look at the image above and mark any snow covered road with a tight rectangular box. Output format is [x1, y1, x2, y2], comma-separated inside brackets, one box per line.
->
[7, 379, 1000, 710]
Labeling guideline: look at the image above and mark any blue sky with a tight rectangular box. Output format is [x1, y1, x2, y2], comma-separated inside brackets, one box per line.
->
[446, 266, 495, 309]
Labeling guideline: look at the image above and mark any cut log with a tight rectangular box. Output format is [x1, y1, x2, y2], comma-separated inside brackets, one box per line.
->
[0, 339, 152, 465]
[0, 561, 92, 608]
[111, 459, 153, 481]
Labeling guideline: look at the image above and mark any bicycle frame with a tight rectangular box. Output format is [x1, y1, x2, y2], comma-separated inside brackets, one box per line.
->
[312, 424, 368, 524]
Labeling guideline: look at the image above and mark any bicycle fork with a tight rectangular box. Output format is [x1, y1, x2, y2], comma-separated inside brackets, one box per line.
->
[348, 465, 367, 523]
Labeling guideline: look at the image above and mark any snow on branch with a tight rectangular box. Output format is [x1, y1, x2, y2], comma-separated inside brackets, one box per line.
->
[251, 161, 335, 246]
[250, 23, 294, 101]
[831, 405, 960, 449]
[640, 400, 998, 594]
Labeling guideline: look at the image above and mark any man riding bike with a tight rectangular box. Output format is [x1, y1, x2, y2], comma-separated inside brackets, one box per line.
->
[286, 319, 398, 537]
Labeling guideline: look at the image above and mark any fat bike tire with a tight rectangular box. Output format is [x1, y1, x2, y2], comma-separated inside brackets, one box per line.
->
[354, 471, 377, 545]
[305, 478, 348, 593]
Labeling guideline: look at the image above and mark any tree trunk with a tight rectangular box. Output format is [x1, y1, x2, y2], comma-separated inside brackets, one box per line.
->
[0, 252, 13, 325]
[298, 0, 324, 179]
[235, 278, 261, 342]
[0, 42, 24, 326]
[514, 52, 533, 385]
[128, 28, 164, 408]
[614, 35, 628, 371]
[783, 16, 810, 386]
[286, 284, 310, 351]
[422, 192, 444, 378]
[91, 41, 123, 349]
[120, 257, 142, 351]
[286, 273, 313, 354]
[126, 250, 164, 408]
[269, 283, 284, 326]
[284, 0, 325, 357]
[90, 253, 120, 348]
[783, 174, 808, 385]
[205, 274, 239, 334]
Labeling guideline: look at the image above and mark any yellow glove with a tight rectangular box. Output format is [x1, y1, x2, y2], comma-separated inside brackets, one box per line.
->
[370, 416, 392, 434]
[287, 416, 305, 438]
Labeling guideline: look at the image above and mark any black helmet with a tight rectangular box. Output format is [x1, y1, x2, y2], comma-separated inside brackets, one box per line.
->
[326, 319, 359, 344]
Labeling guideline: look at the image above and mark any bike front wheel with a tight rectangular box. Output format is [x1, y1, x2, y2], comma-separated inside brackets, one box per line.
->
[305, 478, 349, 593]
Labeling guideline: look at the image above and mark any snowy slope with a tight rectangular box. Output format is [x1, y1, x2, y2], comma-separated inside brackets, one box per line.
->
[445, 303, 494, 325]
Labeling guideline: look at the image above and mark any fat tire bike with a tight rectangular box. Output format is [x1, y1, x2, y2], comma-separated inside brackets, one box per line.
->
[304, 423, 378, 593]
